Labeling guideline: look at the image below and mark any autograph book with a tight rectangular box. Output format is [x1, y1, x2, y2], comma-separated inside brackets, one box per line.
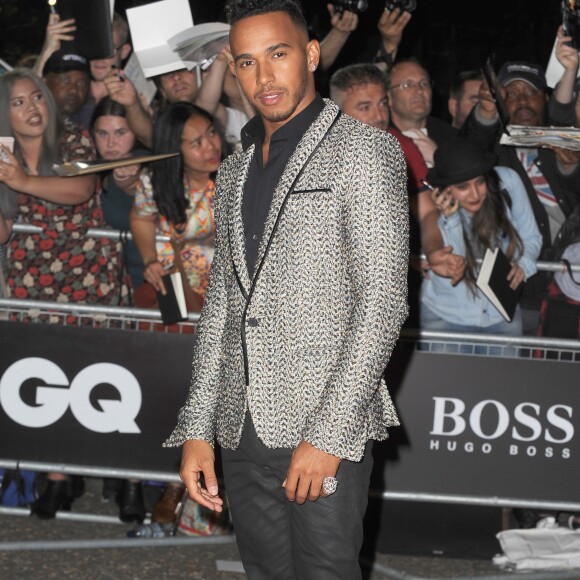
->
[52, 152, 179, 177]
[476, 247, 523, 322]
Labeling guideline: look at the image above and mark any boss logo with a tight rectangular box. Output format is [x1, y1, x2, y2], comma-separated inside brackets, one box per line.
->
[0, 357, 141, 433]
[430, 397, 574, 443]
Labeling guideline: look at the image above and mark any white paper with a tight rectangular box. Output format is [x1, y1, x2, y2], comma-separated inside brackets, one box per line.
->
[123, 52, 157, 104]
[170, 271, 188, 318]
[494, 527, 580, 571]
[168, 22, 230, 68]
[126, 0, 194, 78]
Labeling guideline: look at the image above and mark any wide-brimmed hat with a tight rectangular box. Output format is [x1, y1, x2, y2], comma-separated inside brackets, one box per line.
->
[427, 137, 497, 187]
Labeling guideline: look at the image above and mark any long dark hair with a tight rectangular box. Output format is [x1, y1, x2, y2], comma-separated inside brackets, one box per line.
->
[462, 169, 524, 292]
[150, 102, 223, 225]
[0, 69, 63, 218]
[0, 69, 63, 174]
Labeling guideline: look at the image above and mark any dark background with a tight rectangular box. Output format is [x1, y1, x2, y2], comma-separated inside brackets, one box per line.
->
[0, 0, 563, 120]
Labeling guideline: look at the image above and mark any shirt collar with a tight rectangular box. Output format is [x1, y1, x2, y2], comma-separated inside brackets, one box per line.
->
[241, 94, 325, 152]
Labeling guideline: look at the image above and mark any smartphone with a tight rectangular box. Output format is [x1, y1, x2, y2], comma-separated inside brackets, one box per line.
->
[562, 0, 580, 49]
[0, 136, 14, 162]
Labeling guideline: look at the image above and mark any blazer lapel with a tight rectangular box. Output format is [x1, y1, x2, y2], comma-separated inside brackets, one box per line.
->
[227, 146, 254, 296]
[253, 101, 340, 275]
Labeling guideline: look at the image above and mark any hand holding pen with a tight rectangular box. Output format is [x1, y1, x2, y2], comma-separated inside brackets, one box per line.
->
[422, 180, 458, 218]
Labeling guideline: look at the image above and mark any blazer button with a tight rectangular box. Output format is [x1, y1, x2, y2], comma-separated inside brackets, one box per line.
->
[247, 317, 259, 327]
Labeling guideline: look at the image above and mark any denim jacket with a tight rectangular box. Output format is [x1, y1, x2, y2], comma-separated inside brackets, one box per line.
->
[421, 166, 542, 327]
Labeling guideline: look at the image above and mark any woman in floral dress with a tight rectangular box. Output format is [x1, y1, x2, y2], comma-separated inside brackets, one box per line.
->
[129, 101, 224, 523]
[0, 69, 128, 313]
[130, 102, 224, 311]
[0, 70, 129, 519]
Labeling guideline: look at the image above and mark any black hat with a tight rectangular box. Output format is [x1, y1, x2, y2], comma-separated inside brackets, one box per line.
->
[43, 49, 90, 76]
[427, 137, 497, 187]
[497, 61, 547, 92]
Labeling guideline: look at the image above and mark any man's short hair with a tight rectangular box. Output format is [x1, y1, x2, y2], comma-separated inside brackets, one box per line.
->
[449, 70, 483, 100]
[112, 11, 130, 46]
[330, 63, 388, 99]
[386, 57, 429, 88]
[224, 0, 307, 33]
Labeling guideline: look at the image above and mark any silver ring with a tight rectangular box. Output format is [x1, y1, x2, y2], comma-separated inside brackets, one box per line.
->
[322, 476, 338, 495]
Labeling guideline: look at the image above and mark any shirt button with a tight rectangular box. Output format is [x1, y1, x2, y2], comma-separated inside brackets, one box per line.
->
[252, 234, 259, 240]
[247, 317, 259, 327]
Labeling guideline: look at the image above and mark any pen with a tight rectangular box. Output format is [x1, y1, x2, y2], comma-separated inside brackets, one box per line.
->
[420, 179, 436, 191]
[111, 65, 125, 83]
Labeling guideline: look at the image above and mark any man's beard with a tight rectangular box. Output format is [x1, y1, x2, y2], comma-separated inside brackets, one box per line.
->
[260, 62, 309, 123]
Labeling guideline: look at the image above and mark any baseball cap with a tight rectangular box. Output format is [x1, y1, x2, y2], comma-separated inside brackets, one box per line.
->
[497, 61, 547, 92]
[43, 50, 90, 76]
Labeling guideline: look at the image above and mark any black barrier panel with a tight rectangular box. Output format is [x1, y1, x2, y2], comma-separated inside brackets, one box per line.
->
[379, 348, 579, 503]
[0, 321, 192, 472]
[1, 320, 579, 505]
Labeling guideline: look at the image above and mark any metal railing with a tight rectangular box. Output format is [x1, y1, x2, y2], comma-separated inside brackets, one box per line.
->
[3, 226, 580, 526]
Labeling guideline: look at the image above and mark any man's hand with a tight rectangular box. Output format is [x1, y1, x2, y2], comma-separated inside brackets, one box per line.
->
[327, 4, 359, 34]
[549, 145, 580, 172]
[378, 7, 411, 55]
[104, 69, 139, 109]
[42, 14, 77, 57]
[283, 440, 341, 504]
[477, 79, 501, 120]
[403, 129, 437, 167]
[426, 246, 466, 285]
[180, 439, 224, 512]
[556, 25, 579, 73]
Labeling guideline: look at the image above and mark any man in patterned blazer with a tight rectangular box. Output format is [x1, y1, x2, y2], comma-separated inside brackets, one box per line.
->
[164, 0, 409, 577]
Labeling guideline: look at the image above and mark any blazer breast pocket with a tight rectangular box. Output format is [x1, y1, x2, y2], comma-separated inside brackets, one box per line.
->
[290, 187, 332, 196]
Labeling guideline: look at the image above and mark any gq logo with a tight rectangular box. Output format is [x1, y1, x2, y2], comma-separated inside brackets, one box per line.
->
[0, 358, 141, 433]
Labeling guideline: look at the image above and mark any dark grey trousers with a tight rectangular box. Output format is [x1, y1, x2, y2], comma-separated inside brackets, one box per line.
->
[221, 413, 373, 580]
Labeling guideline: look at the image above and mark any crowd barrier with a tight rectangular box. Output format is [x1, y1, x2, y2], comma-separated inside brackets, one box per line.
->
[2, 224, 580, 537]
[1, 296, 579, 517]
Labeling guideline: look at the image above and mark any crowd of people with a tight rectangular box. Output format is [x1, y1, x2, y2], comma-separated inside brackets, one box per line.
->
[1, 0, 579, 528]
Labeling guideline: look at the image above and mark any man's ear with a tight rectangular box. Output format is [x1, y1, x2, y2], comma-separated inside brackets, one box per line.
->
[306, 39, 320, 72]
[120, 43, 132, 62]
[448, 97, 458, 120]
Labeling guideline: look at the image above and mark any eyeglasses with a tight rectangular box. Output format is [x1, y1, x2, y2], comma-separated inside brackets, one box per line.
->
[388, 79, 433, 92]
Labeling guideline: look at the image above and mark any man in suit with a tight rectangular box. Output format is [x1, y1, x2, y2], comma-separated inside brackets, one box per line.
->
[387, 58, 457, 167]
[164, 1, 409, 578]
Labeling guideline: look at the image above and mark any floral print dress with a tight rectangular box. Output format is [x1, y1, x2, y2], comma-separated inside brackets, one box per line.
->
[133, 171, 215, 298]
[7, 120, 129, 315]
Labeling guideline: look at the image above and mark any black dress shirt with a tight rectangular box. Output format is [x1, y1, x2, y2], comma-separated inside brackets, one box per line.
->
[241, 95, 325, 278]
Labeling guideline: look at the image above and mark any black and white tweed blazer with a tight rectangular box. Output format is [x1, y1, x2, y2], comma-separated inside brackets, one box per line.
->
[165, 99, 409, 461]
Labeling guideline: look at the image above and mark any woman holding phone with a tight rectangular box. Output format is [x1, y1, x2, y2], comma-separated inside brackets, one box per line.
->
[420, 137, 542, 336]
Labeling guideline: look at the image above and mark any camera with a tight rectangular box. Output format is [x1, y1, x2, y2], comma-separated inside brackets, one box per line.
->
[562, 0, 580, 49]
[385, 0, 417, 13]
[332, 0, 369, 14]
